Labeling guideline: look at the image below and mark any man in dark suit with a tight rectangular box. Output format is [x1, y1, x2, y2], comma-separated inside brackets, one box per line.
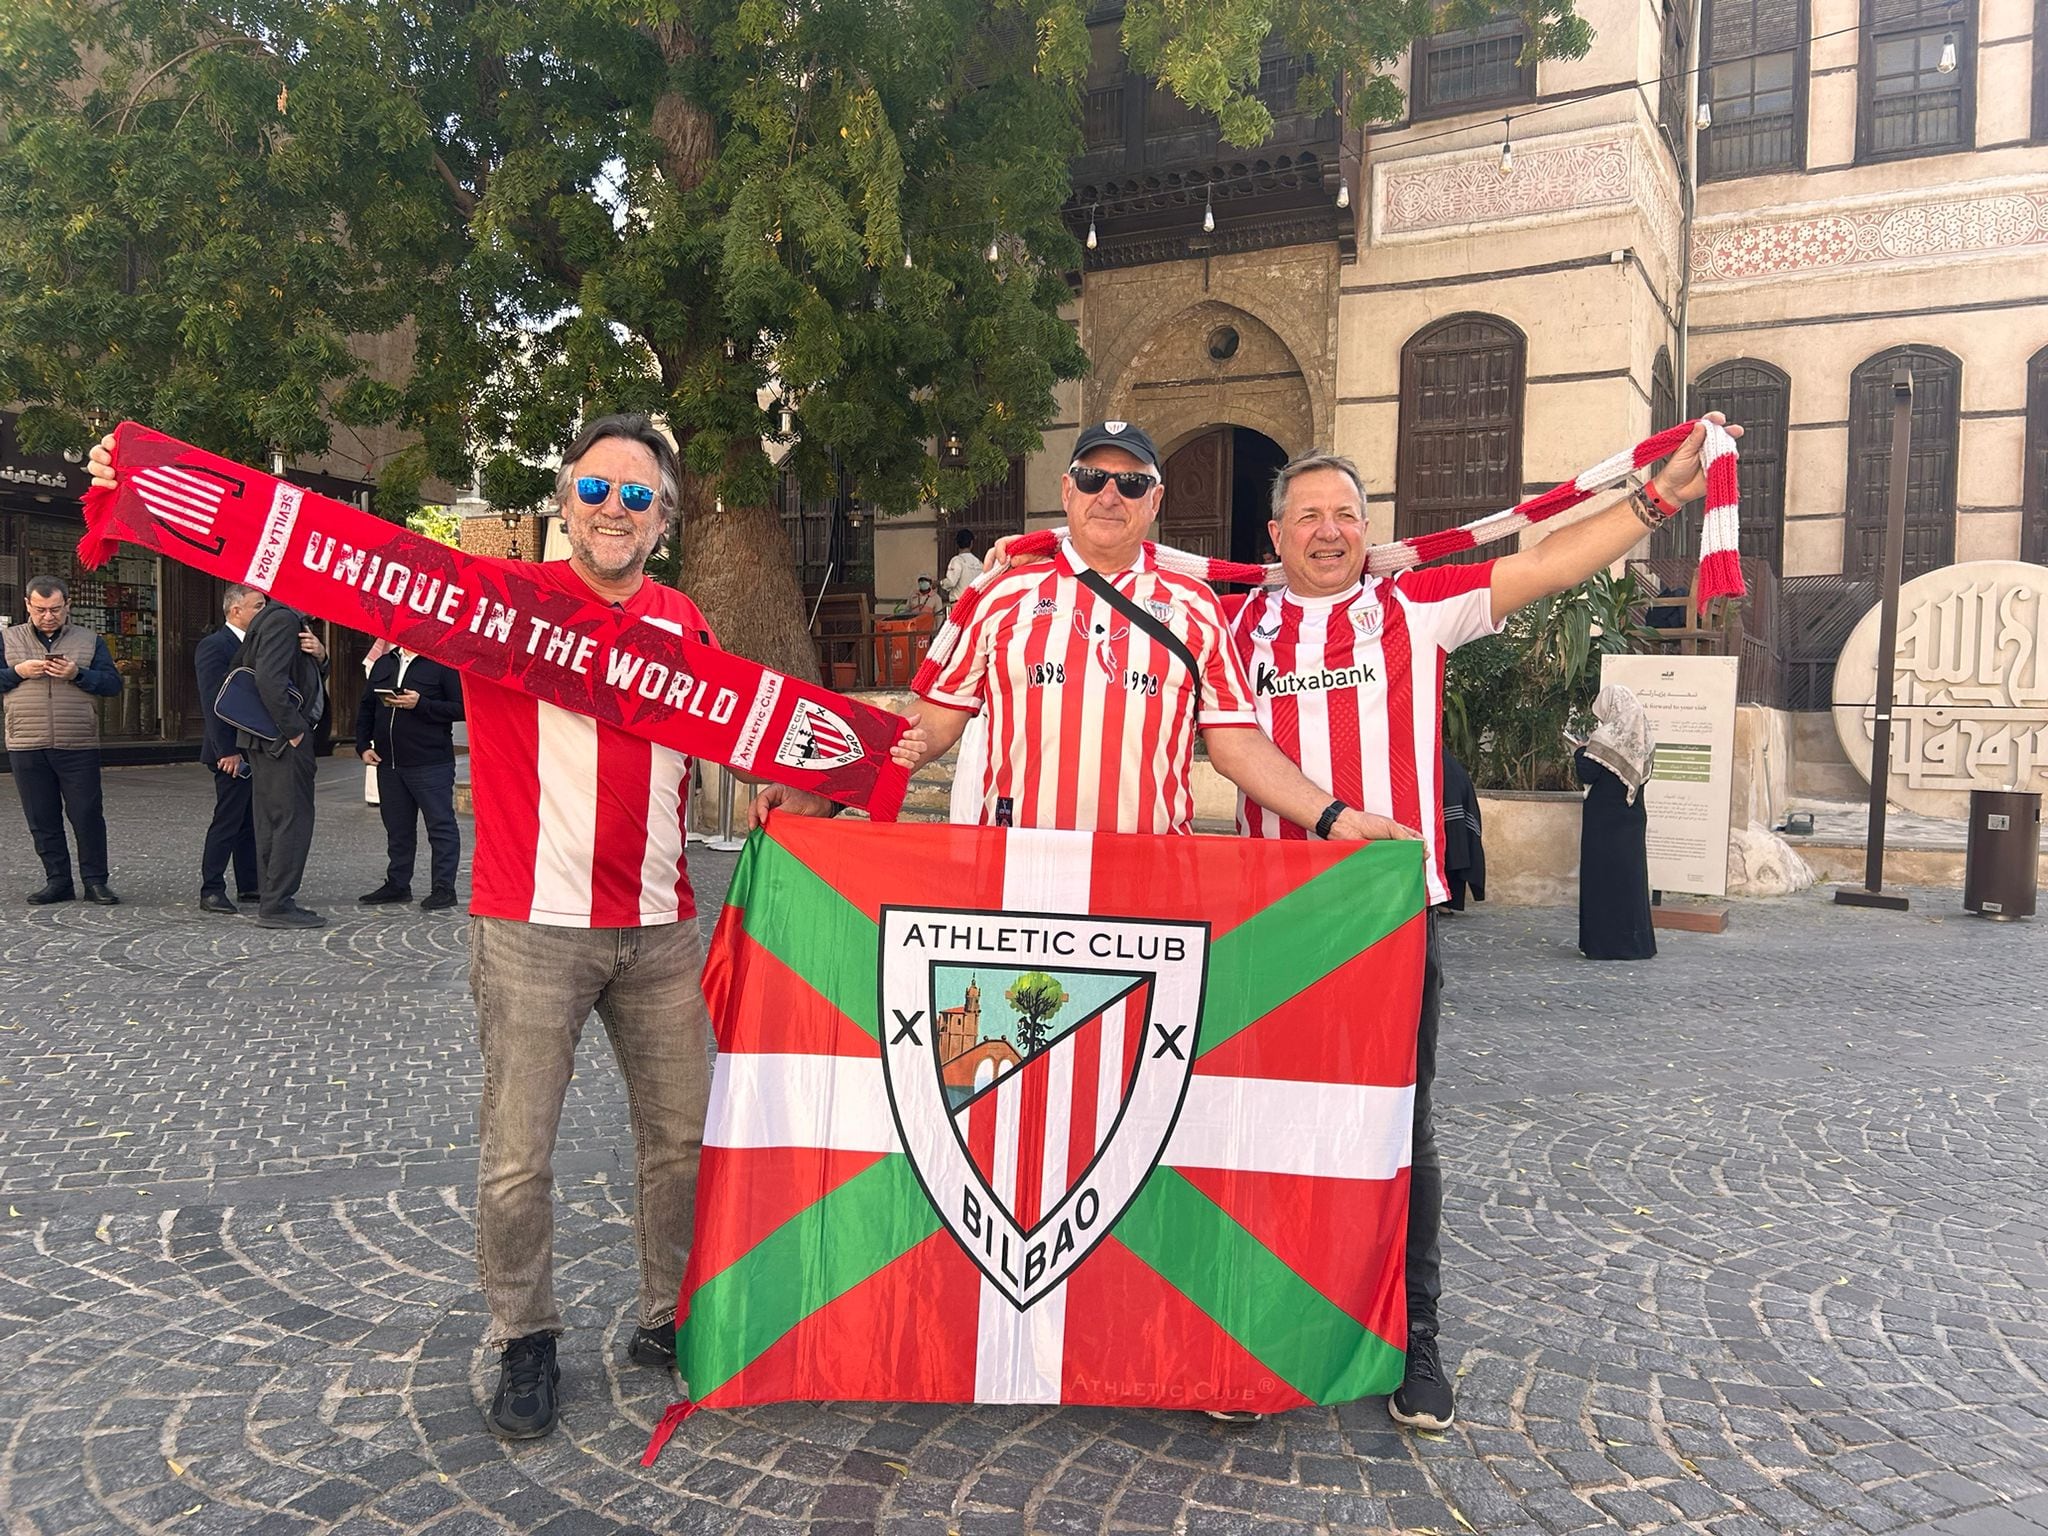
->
[194, 584, 267, 914]
[354, 647, 465, 910]
[239, 599, 328, 929]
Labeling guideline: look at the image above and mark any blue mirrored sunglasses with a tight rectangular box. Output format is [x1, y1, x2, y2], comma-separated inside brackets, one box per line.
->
[574, 475, 657, 513]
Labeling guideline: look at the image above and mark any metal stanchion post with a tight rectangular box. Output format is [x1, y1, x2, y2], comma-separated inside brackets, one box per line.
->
[684, 757, 710, 844]
[708, 766, 747, 852]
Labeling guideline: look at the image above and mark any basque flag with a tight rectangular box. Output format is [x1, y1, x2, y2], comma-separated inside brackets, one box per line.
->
[672, 817, 1426, 1415]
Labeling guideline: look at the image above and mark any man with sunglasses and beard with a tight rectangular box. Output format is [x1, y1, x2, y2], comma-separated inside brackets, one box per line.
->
[453, 415, 722, 1441]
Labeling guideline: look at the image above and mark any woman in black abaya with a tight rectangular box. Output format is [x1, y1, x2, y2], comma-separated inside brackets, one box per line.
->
[1571, 684, 1657, 960]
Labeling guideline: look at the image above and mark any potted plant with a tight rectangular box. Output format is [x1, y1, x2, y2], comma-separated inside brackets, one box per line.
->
[1443, 570, 1657, 901]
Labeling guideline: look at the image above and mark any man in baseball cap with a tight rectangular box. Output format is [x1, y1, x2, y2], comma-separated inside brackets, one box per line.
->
[1068, 419, 1161, 471]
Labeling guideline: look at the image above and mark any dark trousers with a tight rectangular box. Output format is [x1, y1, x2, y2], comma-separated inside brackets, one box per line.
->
[1407, 908, 1445, 1337]
[377, 760, 459, 892]
[251, 739, 317, 916]
[200, 766, 257, 897]
[12, 747, 109, 886]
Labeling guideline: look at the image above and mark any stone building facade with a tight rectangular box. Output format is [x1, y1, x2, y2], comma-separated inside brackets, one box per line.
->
[872, 0, 2048, 673]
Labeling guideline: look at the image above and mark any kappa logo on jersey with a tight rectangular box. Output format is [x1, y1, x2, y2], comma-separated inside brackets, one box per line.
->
[877, 906, 1208, 1309]
[1074, 607, 1130, 680]
[772, 698, 866, 771]
[1352, 604, 1384, 641]
[1032, 598, 1059, 616]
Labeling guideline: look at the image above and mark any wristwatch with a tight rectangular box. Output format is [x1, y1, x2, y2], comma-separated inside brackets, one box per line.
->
[1314, 799, 1347, 840]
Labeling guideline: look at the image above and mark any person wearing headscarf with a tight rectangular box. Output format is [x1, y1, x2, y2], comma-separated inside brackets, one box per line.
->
[1571, 683, 1657, 960]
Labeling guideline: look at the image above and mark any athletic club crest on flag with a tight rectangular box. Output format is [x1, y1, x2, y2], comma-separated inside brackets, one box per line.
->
[676, 818, 1428, 1418]
[878, 908, 1207, 1309]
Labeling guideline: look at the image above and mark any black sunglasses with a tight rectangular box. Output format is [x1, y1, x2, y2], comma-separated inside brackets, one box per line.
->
[574, 475, 658, 513]
[1068, 464, 1159, 498]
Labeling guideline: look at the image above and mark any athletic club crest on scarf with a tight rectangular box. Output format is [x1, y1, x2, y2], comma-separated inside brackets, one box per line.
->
[877, 905, 1207, 1308]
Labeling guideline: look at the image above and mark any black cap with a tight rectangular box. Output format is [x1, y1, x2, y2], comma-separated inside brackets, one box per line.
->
[1071, 420, 1160, 471]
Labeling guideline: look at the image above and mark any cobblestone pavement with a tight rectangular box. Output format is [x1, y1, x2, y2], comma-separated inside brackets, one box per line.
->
[1, 764, 2043, 1536]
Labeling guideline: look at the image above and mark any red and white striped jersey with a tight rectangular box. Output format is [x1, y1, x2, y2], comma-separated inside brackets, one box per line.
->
[920, 542, 1257, 835]
[1228, 565, 1500, 906]
[468, 562, 716, 928]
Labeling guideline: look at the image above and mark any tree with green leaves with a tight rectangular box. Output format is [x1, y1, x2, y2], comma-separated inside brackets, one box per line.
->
[1004, 970, 1070, 1057]
[0, 0, 1588, 674]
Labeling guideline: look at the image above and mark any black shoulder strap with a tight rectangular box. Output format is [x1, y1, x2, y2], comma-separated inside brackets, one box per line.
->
[1074, 567, 1201, 683]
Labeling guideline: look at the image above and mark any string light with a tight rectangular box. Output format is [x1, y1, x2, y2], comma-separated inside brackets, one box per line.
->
[1336, 177, 1350, 209]
[1085, 206, 1098, 250]
[1497, 117, 1513, 177]
[1202, 182, 1215, 233]
[1937, 32, 1957, 72]
[985, 231, 1000, 263]
[903, 247, 913, 267]
[1694, 99, 1713, 130]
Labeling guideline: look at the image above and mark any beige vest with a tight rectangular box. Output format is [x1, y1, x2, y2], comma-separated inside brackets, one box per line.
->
[3, 622, 103, 750]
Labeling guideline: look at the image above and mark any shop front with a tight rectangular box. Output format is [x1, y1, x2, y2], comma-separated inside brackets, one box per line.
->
[0, 414, 376, 762]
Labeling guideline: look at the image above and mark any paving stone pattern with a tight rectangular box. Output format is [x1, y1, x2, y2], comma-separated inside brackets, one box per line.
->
[0, 765, 2043, 1536]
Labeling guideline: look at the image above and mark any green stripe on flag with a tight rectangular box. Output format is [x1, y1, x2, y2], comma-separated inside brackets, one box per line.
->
[1114, 1167, 1405, 1403]
[731, 828, 879, 1037]
[1198, 839, 1424, 1058]
[679, 1155, 941, 1400]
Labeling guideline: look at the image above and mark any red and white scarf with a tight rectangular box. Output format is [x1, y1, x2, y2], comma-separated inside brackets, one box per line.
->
[80, 423, 912, 818]
[913, 420, 1741, 695]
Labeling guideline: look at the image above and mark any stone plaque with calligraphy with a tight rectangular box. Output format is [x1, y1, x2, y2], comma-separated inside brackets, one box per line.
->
[1832, 561, 2048, 818]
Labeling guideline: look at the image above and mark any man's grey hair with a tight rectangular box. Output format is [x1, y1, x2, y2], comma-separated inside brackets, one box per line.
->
[1269, 452, 1369, 520]
[221, 582, 262, 614]
[25, 575, 68, 602]
[555, 413, 684, 530]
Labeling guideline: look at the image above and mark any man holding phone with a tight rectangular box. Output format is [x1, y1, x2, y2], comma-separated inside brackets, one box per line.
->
[355, 646, 465, 910]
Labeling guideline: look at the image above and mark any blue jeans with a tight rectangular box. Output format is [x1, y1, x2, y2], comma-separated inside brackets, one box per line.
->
[469, 916, 713, 1344]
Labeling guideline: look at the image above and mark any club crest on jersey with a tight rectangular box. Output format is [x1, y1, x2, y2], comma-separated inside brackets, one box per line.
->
[772, 698, 865, 771]
[1145, 598, 1175, 623]
[877, 906, 1208, 1309]
[1075, 607, 1131, 679]
[1352, 603, 1384, 641]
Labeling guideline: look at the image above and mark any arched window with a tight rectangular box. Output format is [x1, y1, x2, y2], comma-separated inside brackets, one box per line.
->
[1846, 346, 1959, 579]
[1696, 359, 1790, 571]
[1396, 314, 1525, 564]
[2025, 347, 2048, 566]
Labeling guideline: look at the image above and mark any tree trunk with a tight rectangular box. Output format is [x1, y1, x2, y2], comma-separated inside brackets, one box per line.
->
[677, 475, 821, 684]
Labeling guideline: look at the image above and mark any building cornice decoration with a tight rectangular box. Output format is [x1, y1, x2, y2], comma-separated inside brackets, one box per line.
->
[1375, 124, 1645, 240]
[1691, 178, 2048, 286]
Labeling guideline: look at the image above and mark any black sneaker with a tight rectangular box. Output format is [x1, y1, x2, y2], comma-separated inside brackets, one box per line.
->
[419, 886, 459, 912]
[1389, 1330, 1455, 1429]
[358, 883, 412, 904]
[485, 1332, 560, 1439]
[627, 1323, 676, 1369]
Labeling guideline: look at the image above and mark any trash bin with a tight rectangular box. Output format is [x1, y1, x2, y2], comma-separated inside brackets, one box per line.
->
[1963, 789, 2040, 920]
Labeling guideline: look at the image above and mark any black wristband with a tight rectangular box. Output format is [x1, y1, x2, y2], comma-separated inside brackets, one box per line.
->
[1313, 800, 1347, 839]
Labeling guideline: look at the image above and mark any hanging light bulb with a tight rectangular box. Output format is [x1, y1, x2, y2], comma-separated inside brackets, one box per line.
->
[903, 246, 914, 268]
[1498, 117, 1514, 178]
[1202, 183, 1215, 233]
[1085, 207, 1098, 250]
[985, 233, 1000, 263]
[1936, 32, 1957, 73]
[1695, 99, 1713, 130]
[723, 337, 737, 361]
[1336, 177, 1350, 210]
